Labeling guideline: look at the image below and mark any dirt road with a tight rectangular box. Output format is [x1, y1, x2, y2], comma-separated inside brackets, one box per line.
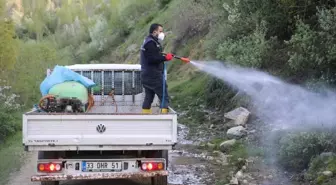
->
[6, 125, 215, 185]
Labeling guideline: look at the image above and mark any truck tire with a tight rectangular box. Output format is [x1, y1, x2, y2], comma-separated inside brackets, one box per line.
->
[151, 176, 168, 185]
[41, 181, 59, 185]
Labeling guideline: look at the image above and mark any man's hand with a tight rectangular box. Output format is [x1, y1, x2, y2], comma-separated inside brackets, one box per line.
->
[165, 53, 173, 61]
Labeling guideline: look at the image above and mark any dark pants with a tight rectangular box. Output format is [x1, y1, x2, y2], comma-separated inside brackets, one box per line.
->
[142, 76, 169, 109]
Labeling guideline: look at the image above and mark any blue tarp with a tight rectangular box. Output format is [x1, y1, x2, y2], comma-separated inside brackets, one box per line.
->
[40, 65, 96, 96]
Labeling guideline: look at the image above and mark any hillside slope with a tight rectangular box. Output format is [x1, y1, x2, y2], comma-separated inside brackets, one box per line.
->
[1, 0, 336, 184]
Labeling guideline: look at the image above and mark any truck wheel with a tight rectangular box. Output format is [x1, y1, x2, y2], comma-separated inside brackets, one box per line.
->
[41, 181, 59, 185]
[151, 176, 168, 185]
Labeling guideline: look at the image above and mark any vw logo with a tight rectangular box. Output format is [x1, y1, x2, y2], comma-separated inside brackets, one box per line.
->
[96, 124, 106, 133]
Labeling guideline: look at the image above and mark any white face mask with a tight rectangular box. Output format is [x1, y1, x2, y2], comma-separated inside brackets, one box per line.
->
[158, 32, 165, 41]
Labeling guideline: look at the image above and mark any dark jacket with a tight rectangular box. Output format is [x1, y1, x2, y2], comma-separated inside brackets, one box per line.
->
[140, 35, 166, 80]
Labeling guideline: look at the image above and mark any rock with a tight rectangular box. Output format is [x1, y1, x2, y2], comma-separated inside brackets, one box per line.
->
[268, 175, 273, 179]
[213, 151, 229, 165]
[242, 165, 247, 171]
[220, 139, 237, 152]
[322, 171, 333, 177]
[199, 143, 206, 148]
[207, 142, 216, 149]
[207, 156, 214, 160]
[224, 107, 250, 126]
[227, 126, 248, 139]
[209, 124, 215, 129]
[235, 170, 244, 179]
[224, 107, 249, 119]
[246, 158, 254, 165]
[242, 179, 248, 184]
[320, 152, 336, 157]
[213, 150, 222, 155]
[249, 129, 256, 134]
[216, 159, 222, 164]
[230, 177, 239, 185]
[224, 120, 237, 129]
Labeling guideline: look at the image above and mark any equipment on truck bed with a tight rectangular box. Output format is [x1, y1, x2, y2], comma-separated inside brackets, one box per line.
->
[40, 65, 95, 96]
[38, 81, 94, 113]
[38, 95, 85, 113]
[38, 65, 98, 113]
[48, 81, 89, 104]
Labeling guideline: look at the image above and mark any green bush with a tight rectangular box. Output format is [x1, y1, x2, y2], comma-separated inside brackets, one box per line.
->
[216, 21, 272, 68]
[0, 19, 18, 70]
[278, 131, 335, 172]
[204, 78, 238, 111]
[304, 154, 336, 184]
[285, 7, 336, 83]
[0, 84, 21, 142]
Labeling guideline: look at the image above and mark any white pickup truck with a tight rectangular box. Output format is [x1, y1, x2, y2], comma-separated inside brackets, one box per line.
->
[22, 64, 178, 185]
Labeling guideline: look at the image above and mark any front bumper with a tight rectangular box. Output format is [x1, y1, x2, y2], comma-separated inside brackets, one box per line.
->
[31, 170, 169, 181]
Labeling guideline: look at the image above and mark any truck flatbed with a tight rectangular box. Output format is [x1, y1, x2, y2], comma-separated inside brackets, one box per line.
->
[25, 64, 174, 185]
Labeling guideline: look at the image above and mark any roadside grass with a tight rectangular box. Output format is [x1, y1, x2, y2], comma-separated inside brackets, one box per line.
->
[0, 132, 26, 185]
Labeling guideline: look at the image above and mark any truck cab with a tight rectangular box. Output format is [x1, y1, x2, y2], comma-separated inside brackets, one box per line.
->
[22, 64, 178, 185]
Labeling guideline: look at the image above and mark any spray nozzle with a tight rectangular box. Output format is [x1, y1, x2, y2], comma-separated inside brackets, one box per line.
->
[180, 57, 190, 63]
[162, 52, 190, 63]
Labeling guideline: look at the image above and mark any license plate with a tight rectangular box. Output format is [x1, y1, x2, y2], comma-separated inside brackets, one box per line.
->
[82, 161, 122, 172]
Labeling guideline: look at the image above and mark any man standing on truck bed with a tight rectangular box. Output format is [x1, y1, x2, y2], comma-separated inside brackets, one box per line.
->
[140, 23, 173, 114]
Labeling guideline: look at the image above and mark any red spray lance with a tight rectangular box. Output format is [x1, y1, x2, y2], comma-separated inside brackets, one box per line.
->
[162, 52, 191, 63]
[173, 55, 191, 63]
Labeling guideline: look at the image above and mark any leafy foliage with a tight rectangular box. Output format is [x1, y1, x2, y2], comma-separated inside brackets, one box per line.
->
[0, 0, 18, 71]
[278, 131, 335, 172]
[305, 155, 336, 184]
[0, 84, 20, 142]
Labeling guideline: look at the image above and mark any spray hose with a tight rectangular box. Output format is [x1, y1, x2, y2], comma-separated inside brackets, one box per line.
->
[161, 62, 167, 112]
[160, 53, 190, 113]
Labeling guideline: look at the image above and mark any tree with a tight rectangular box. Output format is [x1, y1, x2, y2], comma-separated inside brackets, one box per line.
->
[0, 0, 18, 73]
